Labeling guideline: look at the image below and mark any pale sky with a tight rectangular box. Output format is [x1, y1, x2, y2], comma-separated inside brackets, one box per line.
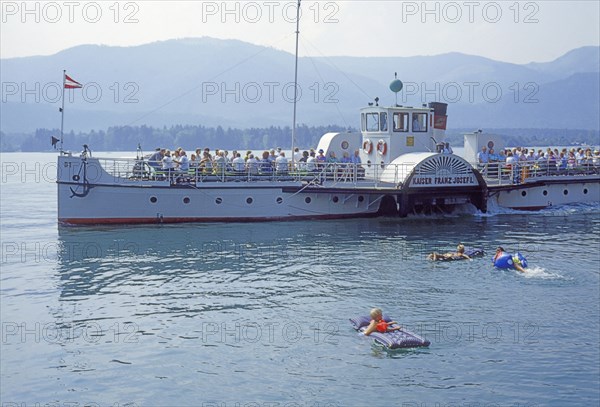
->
[1, 0, 599, 64]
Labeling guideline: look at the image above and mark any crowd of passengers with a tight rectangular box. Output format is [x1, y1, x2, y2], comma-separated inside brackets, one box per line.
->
[477, 146, 600, 179]
[146, 146, 364, 176]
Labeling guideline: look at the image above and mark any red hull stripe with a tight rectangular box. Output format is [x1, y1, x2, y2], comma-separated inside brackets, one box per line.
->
[508, 206, 548, 211]
[59, 213, 378, 225]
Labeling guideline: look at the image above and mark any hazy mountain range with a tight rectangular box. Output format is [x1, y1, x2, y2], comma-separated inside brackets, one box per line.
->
[1, 38, 598, 134]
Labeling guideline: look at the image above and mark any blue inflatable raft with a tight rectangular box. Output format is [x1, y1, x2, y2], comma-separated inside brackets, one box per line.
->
[349, 316, 430, 349]
[493, 252, 528, 270]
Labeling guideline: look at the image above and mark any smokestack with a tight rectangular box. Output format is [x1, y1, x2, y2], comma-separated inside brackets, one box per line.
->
[428, 102, 448, 130]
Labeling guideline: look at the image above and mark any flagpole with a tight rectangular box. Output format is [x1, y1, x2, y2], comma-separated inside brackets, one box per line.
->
[60, 69, 66, 153]
[291, 0, 301, 169]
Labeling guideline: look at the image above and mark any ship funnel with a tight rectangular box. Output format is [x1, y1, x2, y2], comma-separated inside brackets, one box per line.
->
[429, 102, 448, 130]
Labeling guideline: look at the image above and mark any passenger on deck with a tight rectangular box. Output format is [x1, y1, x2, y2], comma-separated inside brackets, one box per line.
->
[176, 150, 190, 172]
[293, 147, 302, 162]
[268, 149, 277, 164]
[478, 146, 489, 164]
[327, 151, 339, 163]
[275, 152, 289, 174]
[214, 151, 227, 174]
[519, 149, 529, 163]
[352, 149, 362, 165]
[189, 153, 198, 168]
[536, 152, 546, 172]
[443, 142, 453, 154]
[260, 151, 273, 173]
[558, 153, 568, 171]
[316, 149, 327, 169]
[161, 150, 174, 174]
[567, 151, 577, 169]
[246, 154, 260, 175]
[364, 308, 402, 336]
[297, 151, 309, 171]
[232, 152, 246, 174]
[199, 151, 213, 174]
[148, 148, 165, 169]
[341, 151, 352, 164]
[306, 151, 317, 172]
[547, 151, 557, 174]
[497, 149, 506, 163]
[427, 244, 471, 261]
[582, 149, 593, 168]
[478, 146, 489, 175]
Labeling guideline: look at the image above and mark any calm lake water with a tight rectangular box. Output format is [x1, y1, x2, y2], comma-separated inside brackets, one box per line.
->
[1, 153, 599, 406]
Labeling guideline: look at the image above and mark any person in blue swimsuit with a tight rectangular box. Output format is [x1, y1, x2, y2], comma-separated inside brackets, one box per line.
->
[493, 247, 527, 273]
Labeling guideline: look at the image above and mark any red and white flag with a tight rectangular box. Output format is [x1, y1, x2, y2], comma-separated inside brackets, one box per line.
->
[64, 74, 82, 89]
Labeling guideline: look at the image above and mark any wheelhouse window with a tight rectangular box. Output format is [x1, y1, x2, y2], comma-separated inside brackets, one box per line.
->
[361, 113, 365, 131]
[380, 112, 388, 131]
[412, 113, 428, 132]
[393, 112, 409, 132]
[365, 113, 380, 132]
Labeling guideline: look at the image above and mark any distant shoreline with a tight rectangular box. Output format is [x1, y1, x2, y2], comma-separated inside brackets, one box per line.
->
[2, 125, 598, 153]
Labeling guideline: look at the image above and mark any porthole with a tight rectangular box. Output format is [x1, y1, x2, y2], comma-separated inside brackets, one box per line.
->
[246, 197, 253, 205]
[583, 188, 588, 194]
[183, 197, 190, 204]
[358, 196, 365, 203]
[341, 141, 349, 150]
[276, 197, 283, 204]
[543, 190, 548, 196]
[305, 197, 312, 204]
[521, 191, 527, 197]
[150, 197, 158, 203]
[216, 197, 223, 204]
[332, 196, 339, 203]
[563, 189, 569, 196]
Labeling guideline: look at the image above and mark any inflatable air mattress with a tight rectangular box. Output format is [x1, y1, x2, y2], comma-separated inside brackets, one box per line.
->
[349, 316, 430, 349]
[431, 247, 484, 261]
[465, 247, 485, 257]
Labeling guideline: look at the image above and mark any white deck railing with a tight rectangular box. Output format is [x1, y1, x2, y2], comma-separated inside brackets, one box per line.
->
[91, 156, 600, 188]
[475, 161, 600, 186]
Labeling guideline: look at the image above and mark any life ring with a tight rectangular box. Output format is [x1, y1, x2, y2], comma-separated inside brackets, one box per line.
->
[377, 140, 387, 155]
[362, 139, 373, 154]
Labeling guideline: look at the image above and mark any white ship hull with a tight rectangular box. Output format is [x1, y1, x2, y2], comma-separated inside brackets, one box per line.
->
[58, 183, 383, 224]
[57, 155, 386, 225]
[490, 176, 600, 210]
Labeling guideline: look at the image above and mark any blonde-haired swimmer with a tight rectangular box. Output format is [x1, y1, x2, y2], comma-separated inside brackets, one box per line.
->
[364, 308, 402, 336]
[428, 244, 471, 261]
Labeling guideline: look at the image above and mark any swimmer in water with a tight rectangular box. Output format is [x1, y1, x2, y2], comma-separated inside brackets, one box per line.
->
[364, 308, 402, 336]
[494, 247, 527, 273]
[427, 244, 471, 261]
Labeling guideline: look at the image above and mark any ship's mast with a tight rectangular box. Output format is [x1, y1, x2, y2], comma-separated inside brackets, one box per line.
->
[60, 70, 66, 152]
[291, 0, 301, 166]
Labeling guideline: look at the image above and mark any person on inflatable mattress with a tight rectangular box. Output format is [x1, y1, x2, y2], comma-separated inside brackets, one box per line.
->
[427, 244, 471, 261]
[363, 308, 403, 336]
